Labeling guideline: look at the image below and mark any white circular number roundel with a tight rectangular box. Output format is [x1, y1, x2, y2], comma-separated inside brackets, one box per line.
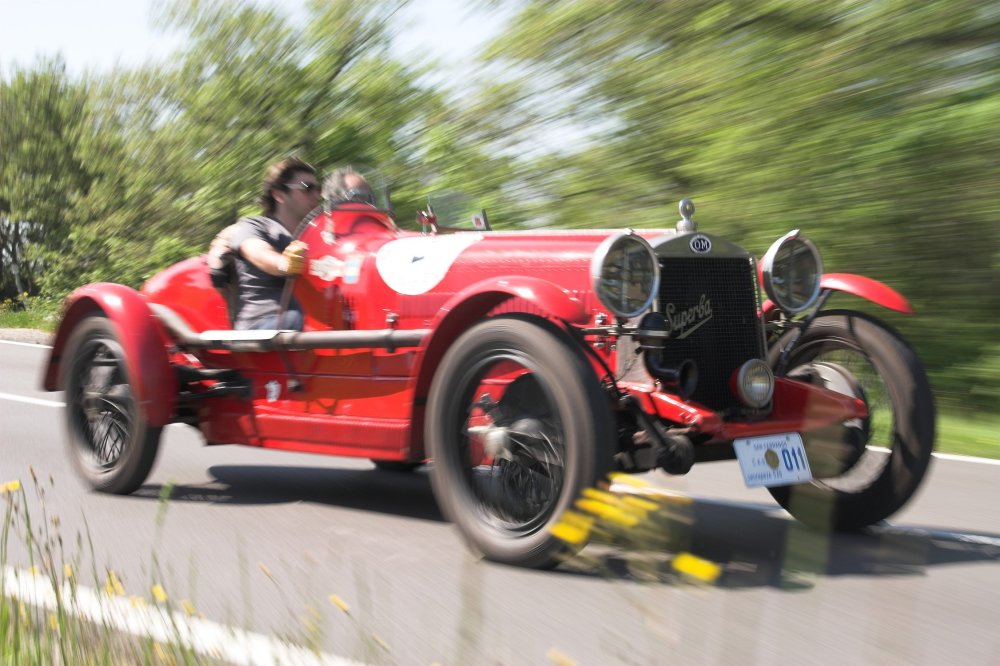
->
[375, 234, 482, 295]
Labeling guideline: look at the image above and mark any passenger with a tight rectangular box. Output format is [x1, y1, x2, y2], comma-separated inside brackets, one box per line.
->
[322, 166, 376, 205]
[224, 157, 321, 330]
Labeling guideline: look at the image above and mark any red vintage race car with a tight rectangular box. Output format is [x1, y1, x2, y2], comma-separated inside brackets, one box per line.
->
[42, 195, 935, 568]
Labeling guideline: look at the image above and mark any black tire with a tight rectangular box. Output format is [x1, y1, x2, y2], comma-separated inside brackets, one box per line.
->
[371, 460, 424, 472]
[63, 316, 163, 494]
[426, 315, 613, 568]
[766, 310, 935, 530]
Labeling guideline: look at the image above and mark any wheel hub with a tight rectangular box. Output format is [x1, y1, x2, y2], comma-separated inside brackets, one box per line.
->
[794, 361, 871, 477]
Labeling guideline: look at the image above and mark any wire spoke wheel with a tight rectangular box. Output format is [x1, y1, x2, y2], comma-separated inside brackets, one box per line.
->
[63, 317, 162, 494]
[461, 368, 567, 535]
[70, 342, 135, 469]
[428, 316, 612, 568]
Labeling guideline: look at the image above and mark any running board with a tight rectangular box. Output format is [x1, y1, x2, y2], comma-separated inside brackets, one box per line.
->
[150, 303, 429, 352]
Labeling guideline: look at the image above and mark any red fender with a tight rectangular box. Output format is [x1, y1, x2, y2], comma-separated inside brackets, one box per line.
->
[42, 283, 178, 426]
[418, 274, 587, 378]
[762, 272, 914, 316]
[439, 275, 588, 325]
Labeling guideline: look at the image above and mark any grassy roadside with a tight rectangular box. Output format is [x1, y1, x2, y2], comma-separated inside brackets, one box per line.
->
[2, 476, 377, 665]
[0, 311, 995, 460]
[937, 412, 1000, 459]
[1, 478, 207, 665]
[0, 300, 59, 333]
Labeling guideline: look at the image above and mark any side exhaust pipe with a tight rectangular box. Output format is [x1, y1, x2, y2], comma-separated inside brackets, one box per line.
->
[644, 354, 698, 398]
[637, 312, 698, 398]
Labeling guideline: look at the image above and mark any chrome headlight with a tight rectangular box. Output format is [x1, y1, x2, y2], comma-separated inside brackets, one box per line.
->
[760, 229, 823, 313]
[591, 231, 660, 318]
[733, 359, 774, 408]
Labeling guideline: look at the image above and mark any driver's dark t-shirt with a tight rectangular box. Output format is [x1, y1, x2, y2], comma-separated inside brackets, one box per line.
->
[229, 216, 302, 330]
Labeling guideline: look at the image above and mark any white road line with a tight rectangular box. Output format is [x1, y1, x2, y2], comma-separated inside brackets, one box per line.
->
[933, 451, 1000, 466]
[869, 446, 1000, 466]
[0, 339, 51, 349]
[0, 392, 64, 408]
[2, 566, 362, 666]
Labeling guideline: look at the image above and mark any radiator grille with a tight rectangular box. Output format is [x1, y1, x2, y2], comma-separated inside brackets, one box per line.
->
[656, 256, 764, 412]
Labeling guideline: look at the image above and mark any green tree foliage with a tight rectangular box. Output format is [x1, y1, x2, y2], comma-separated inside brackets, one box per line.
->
[35, 67, 196, 296]
[149, 0, 486, 231]
[0, 60, 92, 300]
[478, 0, 1000, 409]
[155, 0, 409, 225]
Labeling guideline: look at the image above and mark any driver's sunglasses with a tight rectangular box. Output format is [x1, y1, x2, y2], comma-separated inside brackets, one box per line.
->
[285, 180, 319, 192]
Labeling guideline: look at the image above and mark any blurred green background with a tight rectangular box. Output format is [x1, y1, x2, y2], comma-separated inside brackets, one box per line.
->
[2, 1, 997, 431]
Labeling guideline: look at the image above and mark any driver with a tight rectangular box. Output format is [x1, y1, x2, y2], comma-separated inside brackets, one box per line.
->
[224, 157, 321, 330]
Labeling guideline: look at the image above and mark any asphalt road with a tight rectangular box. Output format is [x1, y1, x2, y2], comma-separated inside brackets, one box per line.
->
[2, 338, 999, 665]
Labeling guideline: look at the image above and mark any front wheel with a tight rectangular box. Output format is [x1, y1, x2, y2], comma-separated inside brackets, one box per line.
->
[63, 316, 162, 494]
[767, 310, 935, 530]
[426, 315, 613, 568]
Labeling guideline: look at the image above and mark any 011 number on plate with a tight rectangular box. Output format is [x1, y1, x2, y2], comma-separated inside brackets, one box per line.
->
[733, 433, 812, 488]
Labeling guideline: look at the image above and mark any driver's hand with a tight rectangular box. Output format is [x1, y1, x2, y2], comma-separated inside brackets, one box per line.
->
[280, 240, 308, 276]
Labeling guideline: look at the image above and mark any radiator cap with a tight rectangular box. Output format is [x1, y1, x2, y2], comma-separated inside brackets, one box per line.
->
[676, 199, 697, 233]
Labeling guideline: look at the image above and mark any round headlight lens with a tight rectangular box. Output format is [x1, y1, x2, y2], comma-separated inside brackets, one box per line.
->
[761, 230, 823, 313]
[735, 359, 774, 408]
[591, 232, 660, 318]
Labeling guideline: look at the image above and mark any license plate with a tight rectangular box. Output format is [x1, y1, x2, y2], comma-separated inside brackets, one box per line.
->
[733, 433, 812, 488]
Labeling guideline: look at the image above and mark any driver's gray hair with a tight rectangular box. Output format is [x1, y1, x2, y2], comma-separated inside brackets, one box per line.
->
[322, 166, 373, 203]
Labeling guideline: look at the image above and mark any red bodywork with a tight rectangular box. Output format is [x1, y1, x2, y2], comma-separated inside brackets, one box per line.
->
[44, 206, 871, 464]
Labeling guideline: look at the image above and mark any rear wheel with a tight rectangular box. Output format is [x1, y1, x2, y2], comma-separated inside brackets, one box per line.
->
[767, 310, 935, 530]
[63, 316, 162, 494]
[426, 315, 613, 568]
